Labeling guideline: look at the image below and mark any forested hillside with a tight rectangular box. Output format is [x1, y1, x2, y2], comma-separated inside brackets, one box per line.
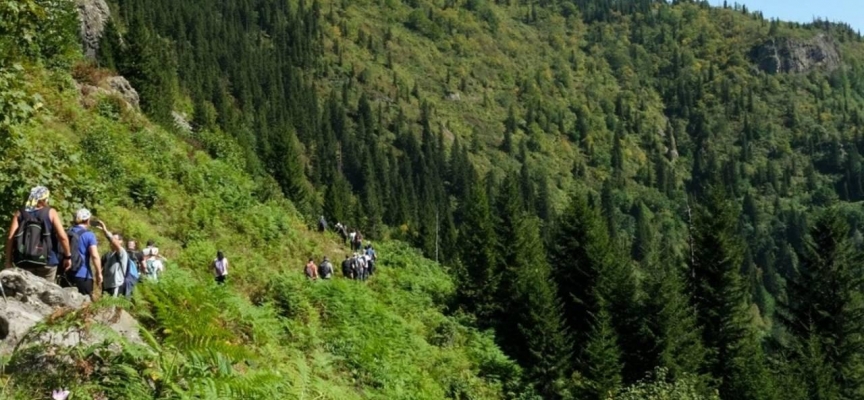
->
[3, 0, 864, 398]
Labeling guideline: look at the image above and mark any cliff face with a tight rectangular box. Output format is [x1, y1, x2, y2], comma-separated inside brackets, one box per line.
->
[75, 0, 111, 59]
[751, 33, 842, 74]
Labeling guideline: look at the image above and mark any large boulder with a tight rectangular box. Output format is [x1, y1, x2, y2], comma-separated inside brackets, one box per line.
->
[751, 33, 841, 74]
[0, 268, 142, 357]
[75, 0, 112, 59]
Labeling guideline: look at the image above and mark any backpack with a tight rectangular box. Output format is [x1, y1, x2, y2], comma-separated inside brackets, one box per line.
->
[101, 251, 127, 289]
[13, 208, 51, 268]
[126, 257, 140, 283]
[65, 226, 86, 273]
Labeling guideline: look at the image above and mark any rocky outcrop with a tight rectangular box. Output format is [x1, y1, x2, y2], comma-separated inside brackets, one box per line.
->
[0, 269, 142, 357]
[76, 75, 140, 110]
[75, 0, 112, 59]
[751, 33, 841, 74]
[106, 76, 140, 109]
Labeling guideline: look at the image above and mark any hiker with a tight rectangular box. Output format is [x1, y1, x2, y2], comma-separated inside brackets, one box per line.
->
[318, 215, 328, 232]
[67, 209, 102, 297]
[97, 222, 128, 297]
[212, 250, 228, 284]
[354, 231, 364, 252]
[4, 186, 73, 283]
[142, 240, 164, 281]
[124, 240, 143, 298]
[318, 256, 333, 279]
[355, 253, 367, 281]
[365, 244, 377, 276]
[349, 230, 357, 249]
[305, 258, 318, 280]
[336, 222, 348, 244]
[342, 254, 353, 279]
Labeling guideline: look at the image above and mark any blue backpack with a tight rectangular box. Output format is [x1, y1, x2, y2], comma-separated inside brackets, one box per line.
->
[125, 257, 140, 283]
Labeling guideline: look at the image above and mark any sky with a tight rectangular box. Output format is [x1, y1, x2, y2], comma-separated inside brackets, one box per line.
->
[708, 0, 864, 33]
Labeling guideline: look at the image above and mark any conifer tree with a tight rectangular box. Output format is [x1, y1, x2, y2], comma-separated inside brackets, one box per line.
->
[455, 179, 500, 327]
[583, 306, 623, 400]
[509, 215, 572, 398]
[690, 187, 778, 400]
[780, 209, 864, 399]
[642, 235, 710, 389]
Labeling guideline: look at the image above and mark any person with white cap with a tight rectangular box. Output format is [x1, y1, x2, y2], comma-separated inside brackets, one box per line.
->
[4, 186, 73, 282]
[66, 208, 102, 298]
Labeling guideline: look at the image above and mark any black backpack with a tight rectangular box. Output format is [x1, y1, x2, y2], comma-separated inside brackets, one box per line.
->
[13, 208, 51, 268]
[66, 226, 86, 273]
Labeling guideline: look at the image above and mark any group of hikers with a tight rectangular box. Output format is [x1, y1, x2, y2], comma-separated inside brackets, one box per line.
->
[3, 188, 374, 300]
[311, 216, 379, 281]
[320, 216, 367, 252]
[3, 186, 167, 299]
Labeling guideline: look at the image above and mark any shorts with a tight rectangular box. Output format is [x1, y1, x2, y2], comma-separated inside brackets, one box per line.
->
[73, 277, 94, 296]
[20, 265, 58, 283]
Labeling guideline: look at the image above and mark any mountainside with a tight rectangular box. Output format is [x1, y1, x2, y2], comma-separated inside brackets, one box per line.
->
[4, 0, 864, 399]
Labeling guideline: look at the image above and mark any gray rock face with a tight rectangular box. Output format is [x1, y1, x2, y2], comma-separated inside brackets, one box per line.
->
[0, 268, 142, 357]
[751, 33, 841, 74]
[75, 0, 112, 59]
[106, 76, 140, 109]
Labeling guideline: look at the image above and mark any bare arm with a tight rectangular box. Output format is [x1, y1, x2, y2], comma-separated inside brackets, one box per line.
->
[94, 221, 121, 252]
[50, 209, 71, 258]
[89, 245, 102, 286]
[5, 211, 19, 269]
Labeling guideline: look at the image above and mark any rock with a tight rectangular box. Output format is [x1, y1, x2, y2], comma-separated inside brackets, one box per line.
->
[75, 0, 112, 59]
[172, 111, 193, 132]
[751, 33, 841, 74]
[0, 269, 143, 358]
[445, 92, 461, 101]
[106, 76, 140, 109]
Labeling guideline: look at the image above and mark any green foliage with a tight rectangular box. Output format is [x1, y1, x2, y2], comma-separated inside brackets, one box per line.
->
[779, 209, 864, 399]
[609, 368, 720, 400]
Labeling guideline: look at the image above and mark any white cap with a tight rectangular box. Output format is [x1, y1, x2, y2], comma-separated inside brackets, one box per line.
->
[75, 208, 91, 223]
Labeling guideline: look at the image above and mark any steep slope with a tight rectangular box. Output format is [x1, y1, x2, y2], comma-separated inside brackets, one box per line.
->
[0, 3, 521, 398]
[6, 0, 864, 398]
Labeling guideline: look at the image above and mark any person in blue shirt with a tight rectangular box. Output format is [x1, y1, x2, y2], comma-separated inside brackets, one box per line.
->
[68, 209, 102, 298]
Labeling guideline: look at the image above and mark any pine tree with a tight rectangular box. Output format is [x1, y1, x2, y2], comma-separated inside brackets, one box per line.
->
[780, 209, 864, 399]
[631, 201, 651, 262]
[690, 187, 778, 400]
[642, 237, 709, 388]
[455, 179, 500, 327]
[509, 215, 572, 398]
[583, 306, 623, 400]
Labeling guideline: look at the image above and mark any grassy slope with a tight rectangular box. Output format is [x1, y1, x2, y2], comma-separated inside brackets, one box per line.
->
[0, 65, 517, 399]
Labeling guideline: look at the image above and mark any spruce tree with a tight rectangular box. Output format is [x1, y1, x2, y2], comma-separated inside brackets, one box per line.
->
[642, 236, 709, 388]
[510, 216, 572, 398]
[455, 179, 500, 327]
[690, 187, 777, 400]
[583, 306, 623, 400]
[780, 209, 864, 399]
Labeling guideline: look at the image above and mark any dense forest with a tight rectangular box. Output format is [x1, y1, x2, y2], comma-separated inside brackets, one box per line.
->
[3, 0, 864, 398]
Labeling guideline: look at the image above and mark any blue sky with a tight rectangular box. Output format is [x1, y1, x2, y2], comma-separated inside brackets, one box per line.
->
[708, 0, 864, 33]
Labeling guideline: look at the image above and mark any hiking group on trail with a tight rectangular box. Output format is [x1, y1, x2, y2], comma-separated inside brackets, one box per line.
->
[309, 217, 379, 282]
[4, 186, 164, 300]
[3, 188, 382, 298]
